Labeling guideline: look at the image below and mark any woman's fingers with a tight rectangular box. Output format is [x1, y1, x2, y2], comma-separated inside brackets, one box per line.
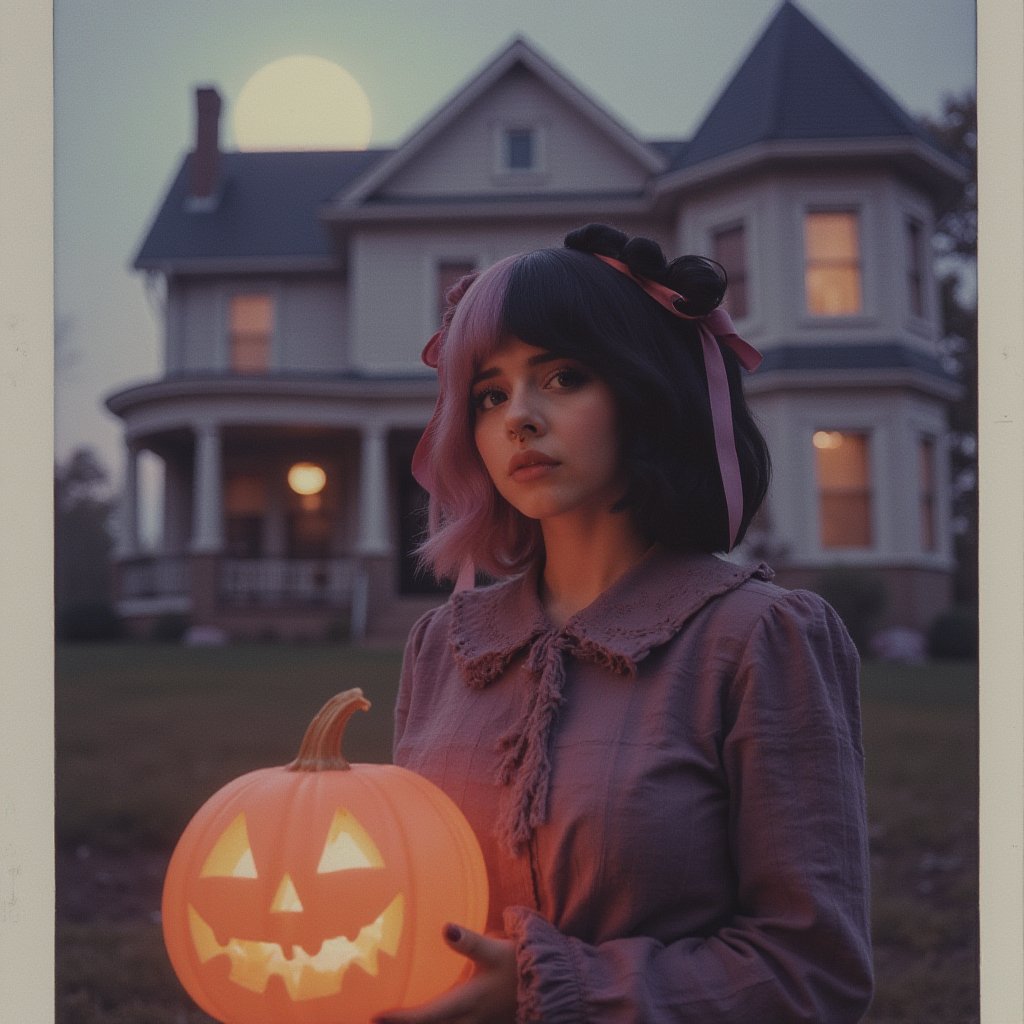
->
[443, 923, 506, 968]
[372, 923, 517, 1024]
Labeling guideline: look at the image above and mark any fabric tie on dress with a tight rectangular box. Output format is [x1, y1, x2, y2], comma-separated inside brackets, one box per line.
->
[494, 631, 576, 855]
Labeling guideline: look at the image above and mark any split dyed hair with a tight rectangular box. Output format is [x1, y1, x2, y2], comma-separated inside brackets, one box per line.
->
[417, 223, 771, 582]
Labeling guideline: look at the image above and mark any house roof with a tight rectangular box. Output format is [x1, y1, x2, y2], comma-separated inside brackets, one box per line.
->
[332, 36, 664, 209]
[134, 149, 388, 270]
[674, 1, 950, 172]
[134, 2, 963, 269]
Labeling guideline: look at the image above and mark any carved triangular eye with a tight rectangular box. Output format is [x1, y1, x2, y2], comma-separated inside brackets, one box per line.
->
[317, 809, 384, 873]
[201, 813, 258, 878]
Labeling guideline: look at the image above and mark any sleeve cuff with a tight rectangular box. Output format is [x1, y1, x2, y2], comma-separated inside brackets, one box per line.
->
[503, 906, 584, 1024]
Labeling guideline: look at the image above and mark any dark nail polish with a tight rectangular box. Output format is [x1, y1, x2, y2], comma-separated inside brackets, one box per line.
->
[444, 923, 462, 944]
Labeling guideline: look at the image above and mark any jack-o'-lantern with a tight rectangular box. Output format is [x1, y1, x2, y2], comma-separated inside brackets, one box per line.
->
[162, 689, 488, 1024]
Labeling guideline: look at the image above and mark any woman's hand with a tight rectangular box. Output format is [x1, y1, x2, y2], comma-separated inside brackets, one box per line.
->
[372, 923, 517, 1024]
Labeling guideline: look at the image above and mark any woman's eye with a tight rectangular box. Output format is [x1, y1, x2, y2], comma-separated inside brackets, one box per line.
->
[473, 387, 506, 411]
[549, 367, 588, 389]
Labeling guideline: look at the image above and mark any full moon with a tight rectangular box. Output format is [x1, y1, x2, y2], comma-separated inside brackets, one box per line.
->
[233, 55, 373, 151]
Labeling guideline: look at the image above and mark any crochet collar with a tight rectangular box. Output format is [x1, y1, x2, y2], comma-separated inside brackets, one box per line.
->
[448, 546, 773, 689]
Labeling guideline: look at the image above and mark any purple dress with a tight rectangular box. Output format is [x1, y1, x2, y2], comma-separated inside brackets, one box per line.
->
[394, 547, 873, 1022]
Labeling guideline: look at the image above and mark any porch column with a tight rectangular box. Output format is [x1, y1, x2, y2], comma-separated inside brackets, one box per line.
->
[116, 440, 141, 557]
[191, 423, 223, 553]
[355, 423, 391, 555]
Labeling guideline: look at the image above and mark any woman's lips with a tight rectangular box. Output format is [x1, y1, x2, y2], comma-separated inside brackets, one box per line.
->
[508, 451, 559, 481]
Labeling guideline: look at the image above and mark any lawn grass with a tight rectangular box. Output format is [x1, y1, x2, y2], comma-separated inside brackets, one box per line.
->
[56, 643, 978, 1023]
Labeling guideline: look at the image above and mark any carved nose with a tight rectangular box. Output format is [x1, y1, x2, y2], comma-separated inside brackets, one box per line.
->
[270, 873, 304, 913]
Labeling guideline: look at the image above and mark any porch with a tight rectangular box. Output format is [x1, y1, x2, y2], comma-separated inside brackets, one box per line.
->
[115, 553, 375, 640]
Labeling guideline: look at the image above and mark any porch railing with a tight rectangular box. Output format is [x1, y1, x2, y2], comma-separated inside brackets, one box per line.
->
[219, 558, 358, 607]
[119, 555, 190, 600]
[117, 555, 360, 609]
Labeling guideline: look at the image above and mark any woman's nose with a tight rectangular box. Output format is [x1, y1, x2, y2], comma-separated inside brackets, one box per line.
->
[504, 388, 544, 439]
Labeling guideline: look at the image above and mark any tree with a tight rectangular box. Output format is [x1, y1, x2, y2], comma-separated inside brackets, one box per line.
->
[922, 92, 977, 606]
[54, 447, 120, 639]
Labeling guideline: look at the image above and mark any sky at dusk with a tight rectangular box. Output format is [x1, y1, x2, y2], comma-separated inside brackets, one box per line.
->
[54, 0, 977, 484]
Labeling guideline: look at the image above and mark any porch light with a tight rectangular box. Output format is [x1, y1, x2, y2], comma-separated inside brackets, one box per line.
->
[812, 431, 845, 450]
[288, 462, 327, 496]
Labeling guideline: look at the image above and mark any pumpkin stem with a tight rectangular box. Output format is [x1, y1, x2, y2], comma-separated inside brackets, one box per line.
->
[287, 689, 370, 772]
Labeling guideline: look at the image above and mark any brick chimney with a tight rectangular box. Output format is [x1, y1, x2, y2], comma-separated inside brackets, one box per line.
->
[190, 86, 222, 201]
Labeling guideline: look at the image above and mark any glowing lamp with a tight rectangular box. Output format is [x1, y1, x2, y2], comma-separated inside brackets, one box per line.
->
[288, 463, 327, 496]
[162, 690, 489, 1024]
[812, 430, 844, 450]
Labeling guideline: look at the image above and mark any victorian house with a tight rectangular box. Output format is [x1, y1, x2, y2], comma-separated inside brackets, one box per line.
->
[106, 1, 966, 641]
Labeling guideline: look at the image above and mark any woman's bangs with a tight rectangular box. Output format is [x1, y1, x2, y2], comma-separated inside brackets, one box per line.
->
[440, 256, 516, 392]
[502, 248, 613, 363]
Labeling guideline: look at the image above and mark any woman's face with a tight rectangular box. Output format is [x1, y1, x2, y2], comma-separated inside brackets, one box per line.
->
[472, 336, 626, 525]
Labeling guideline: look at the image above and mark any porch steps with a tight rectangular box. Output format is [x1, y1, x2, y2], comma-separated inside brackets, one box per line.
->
[361, 595, 447, 647]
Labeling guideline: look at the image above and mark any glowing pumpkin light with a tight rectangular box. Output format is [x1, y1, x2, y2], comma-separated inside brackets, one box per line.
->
[162, 689, 488, 1024]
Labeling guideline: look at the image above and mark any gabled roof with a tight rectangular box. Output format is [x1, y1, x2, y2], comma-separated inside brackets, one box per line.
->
[673, 0, 950, 172]
[332, 36, 664, 208]
[134, 4, 965, 270]
[134, 150, 388, 270]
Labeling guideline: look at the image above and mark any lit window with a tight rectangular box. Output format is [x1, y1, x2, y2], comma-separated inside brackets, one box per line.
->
[813, 430, 872, 548]
[436, 261, 476, 323]
[504, 127, 535, 170]
[229, 294, 273, 373]
[919, 436, 937, 551]
[905, 218, 926, 318]
[804, 212, 862, 316]
[712, 224, 748, 320]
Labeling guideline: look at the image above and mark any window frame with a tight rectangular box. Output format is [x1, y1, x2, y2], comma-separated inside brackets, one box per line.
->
[711, 221, 750, 322]
[435, 259, 478, 325]
[491, 121, 547, 180]
[802, 208, 864, 319]
[227, 291, 275, 374]
[918, 434, 939, 553]
[813, 428, 875, 551]
[904, 215, 928, 321]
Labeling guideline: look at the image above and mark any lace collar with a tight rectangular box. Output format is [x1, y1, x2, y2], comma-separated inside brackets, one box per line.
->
[448, 546, 774, 690]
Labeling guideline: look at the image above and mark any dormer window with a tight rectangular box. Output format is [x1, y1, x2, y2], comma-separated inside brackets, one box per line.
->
[493, 123, 545, 177]
[229, 293, 273, 373]
[505, 128, 535, 170]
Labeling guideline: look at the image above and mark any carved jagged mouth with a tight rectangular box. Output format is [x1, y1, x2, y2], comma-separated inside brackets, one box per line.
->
[187, 893, 405, 1000]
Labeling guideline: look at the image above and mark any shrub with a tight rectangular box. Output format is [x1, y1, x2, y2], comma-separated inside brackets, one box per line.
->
[927, 606, 978, 660]
[813, 567, 887, 652]
[58, 600, 122, 642]
[150, 613, 190, 643]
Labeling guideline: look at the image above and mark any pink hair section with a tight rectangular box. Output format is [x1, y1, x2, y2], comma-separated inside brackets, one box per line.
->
[417, 255, 541, 580]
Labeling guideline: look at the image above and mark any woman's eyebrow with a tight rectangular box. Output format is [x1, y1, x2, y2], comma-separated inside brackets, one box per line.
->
[471, 366, 500, 386]
[473, 351, 560, 385]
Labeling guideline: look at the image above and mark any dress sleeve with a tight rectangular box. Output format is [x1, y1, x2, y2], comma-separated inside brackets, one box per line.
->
[503, 589, 874, 1023]
[392, 606, 438, 754]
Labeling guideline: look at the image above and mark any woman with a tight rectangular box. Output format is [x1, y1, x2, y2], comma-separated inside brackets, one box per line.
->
[377, 224, 873, 1023]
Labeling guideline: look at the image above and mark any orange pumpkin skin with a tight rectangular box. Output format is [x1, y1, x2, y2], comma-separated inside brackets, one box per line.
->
[162, 690, 488, 1024]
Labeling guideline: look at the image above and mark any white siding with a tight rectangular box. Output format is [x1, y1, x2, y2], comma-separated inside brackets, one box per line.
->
[677, 169, 945, 361]
[166, 277, 349, 373]
[348, 219, 668, 372]
[748, 387, 954, 570]
[381, 69, 649, 199]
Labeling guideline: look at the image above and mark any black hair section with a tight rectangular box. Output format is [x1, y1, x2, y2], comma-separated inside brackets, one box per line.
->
[497, 224, 770, 552]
